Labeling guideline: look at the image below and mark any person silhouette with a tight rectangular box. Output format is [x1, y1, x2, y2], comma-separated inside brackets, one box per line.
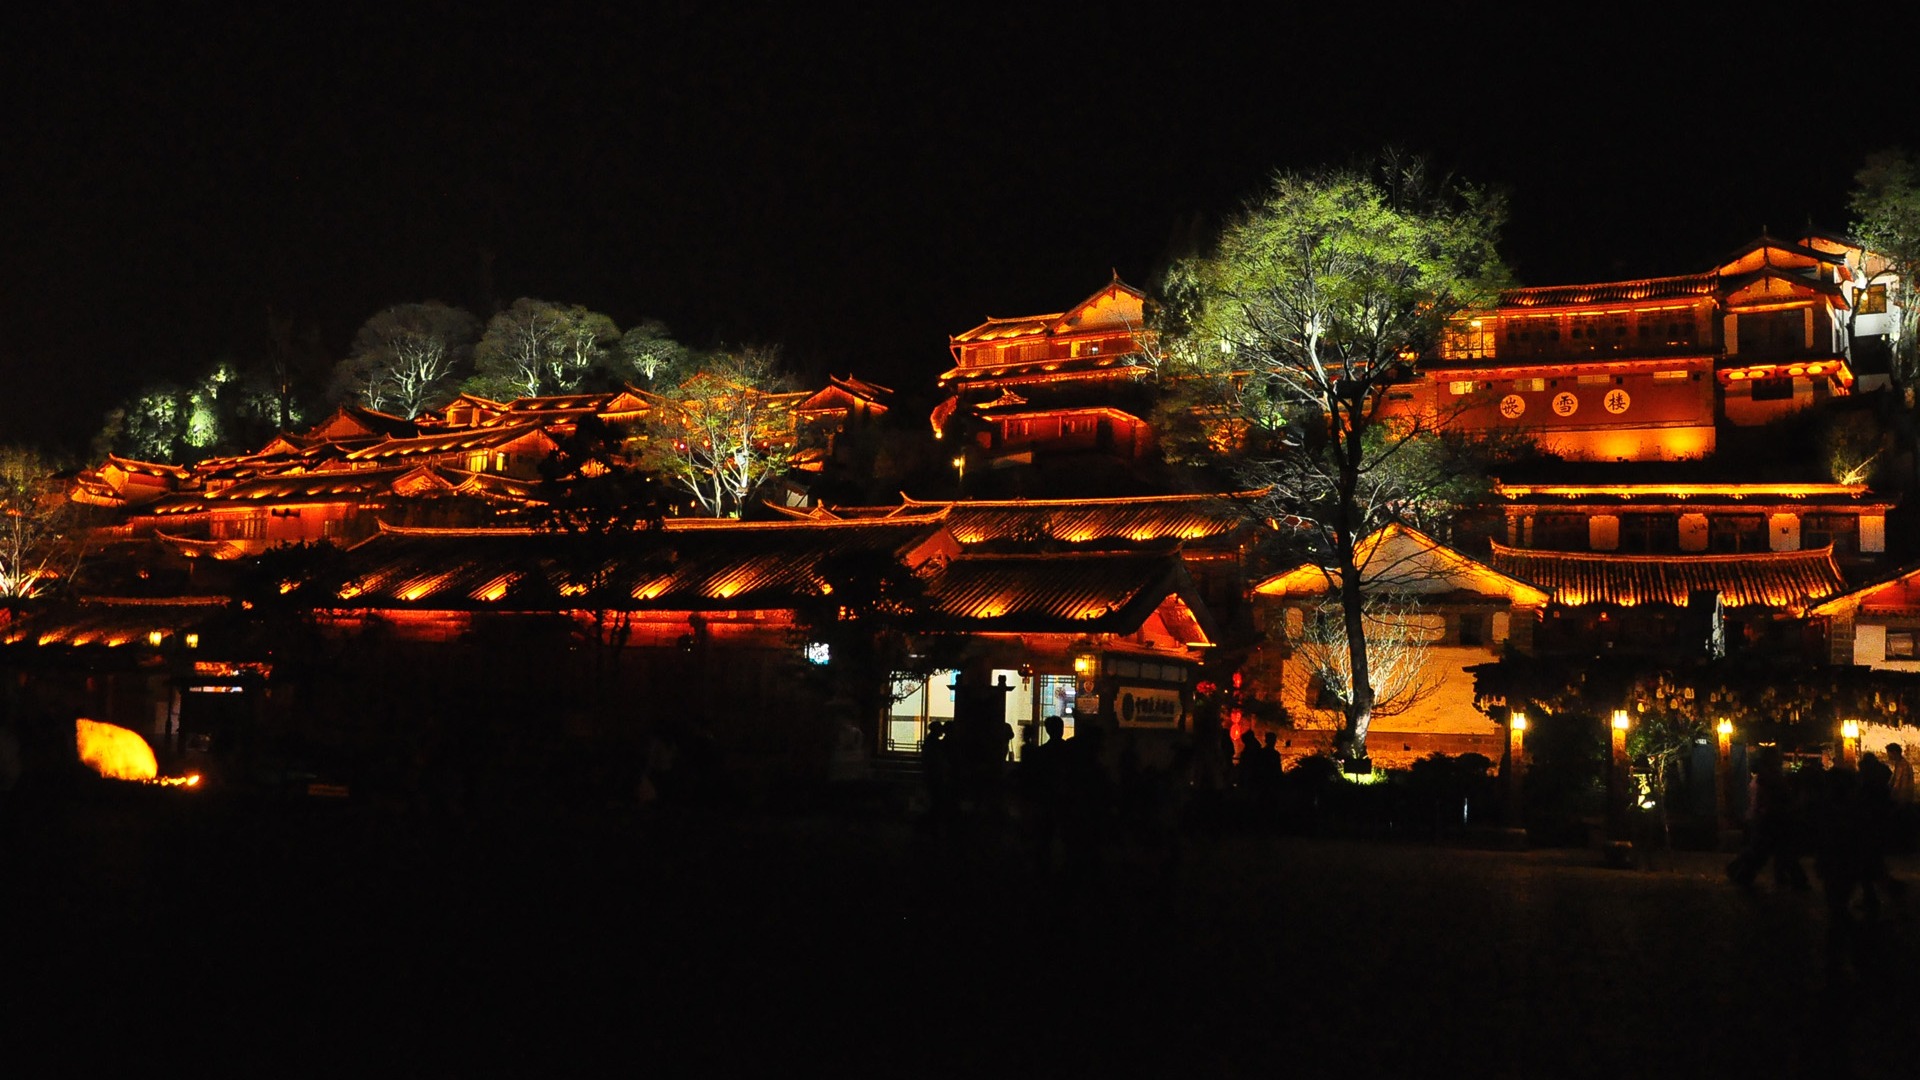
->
[1727, 746, 1808, 892]
[1888, 743, 1915, 853]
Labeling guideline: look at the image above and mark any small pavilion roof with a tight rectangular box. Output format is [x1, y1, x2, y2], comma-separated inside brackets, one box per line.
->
[1257, 524, 1551, 606]
[1809, 562, 1920, 616]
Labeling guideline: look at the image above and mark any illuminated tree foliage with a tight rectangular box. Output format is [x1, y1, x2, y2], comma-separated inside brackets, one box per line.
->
[468, 298, 619, 399]
[1850, 149, 1920, 389]
[0, 445, 81, 599]
[1159, 157, 1509, 760]
[334, 301, 478, 418]
[619, 319, 694, 386]
[637, 348, 800, 518]
[94, 362, 284, 464]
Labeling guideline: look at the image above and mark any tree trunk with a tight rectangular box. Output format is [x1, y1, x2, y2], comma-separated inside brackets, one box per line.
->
[1334, 406, 1375, 763]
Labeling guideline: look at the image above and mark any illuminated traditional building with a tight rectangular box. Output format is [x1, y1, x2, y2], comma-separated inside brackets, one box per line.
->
[936, 278, 1157, 483]
[1421, 233, 1897, 461]
[1810, 566, 1920, 669]
[70, 373, 897, 560]
[299, 515, 1217, 777]
[1252, 524, 1551, 767]
[1489, 482, 1894, 573]
[791, 375, 892, 465]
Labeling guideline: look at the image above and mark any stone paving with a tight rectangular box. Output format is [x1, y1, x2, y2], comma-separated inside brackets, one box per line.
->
[7, 793, 1918, 1077]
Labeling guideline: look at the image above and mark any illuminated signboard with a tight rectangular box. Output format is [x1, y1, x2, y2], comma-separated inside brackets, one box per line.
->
[1117, 685, 1184, 728]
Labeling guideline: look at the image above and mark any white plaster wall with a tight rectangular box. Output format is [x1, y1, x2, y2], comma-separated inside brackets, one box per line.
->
[1279, 644, 1501, 736]
[1850, 623, 1920, 672]
[1770, 513, 1801, 551]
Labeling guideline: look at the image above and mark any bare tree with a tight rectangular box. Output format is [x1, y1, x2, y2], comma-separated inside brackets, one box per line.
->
[0, 446, 80, 599]
[335, 302, 479, 418]
[1282, 596, 1443, 726]
[469, 298, 617, 399]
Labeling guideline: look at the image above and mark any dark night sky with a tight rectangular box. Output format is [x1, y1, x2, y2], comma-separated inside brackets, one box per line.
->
[1, 4, 1900, 455]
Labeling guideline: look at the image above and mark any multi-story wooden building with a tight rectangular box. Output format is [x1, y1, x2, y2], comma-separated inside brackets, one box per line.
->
[1413, 233, 1895, 461]
[936, 278, 1157, 481]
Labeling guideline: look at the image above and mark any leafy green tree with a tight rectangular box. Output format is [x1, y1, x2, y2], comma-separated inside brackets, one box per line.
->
[468, 298, 619, 399]
[619, 319, 693, 386]
[333, 301, 479, 418]
[636, 347, 799, 517]
[94, 362, 282, 464]
[530, 415, 670, 705]
[1851, 149, 1920, 389]
[791, 549, 957, 753]
[1159, 157, 1508, 761]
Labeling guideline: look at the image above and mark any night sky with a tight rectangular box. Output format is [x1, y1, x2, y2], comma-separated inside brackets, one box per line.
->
[2, 5, 1896, 454]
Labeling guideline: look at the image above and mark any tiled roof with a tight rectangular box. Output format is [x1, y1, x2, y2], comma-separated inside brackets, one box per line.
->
[1255, 524, 1552, 605]
[0, 597, 227, 647]
[1498, 274, 1718, 309]
[937, 353, 1145, 387]
[145, 465, 446, 514]
[341, 423, 553, 462]
[1809, 564, 1920, 616]
[949, 279, 1148, 344]
[1493, 482, 1893, 510]
[325, 518, 953, 611]
[1487, 542, 1846, 610]
[1719, 266, 1847, 307]
[950, 314, 1062, 344]
[102, 456, 191, 480]
[919, 549, 1204, 637]
[893, 493, 1255, 548]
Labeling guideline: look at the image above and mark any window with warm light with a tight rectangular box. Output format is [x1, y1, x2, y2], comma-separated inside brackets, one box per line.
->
[886, 669, 959, 753]
[1444, 319, 1495, 359]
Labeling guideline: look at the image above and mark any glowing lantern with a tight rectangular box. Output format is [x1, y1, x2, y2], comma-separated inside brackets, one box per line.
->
[1071, 639, 1099, 693]
[75, 719, 157, 781]
[147, 630, 164, 647]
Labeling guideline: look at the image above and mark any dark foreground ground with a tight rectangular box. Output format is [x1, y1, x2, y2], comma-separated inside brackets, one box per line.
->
[5, 784, 1918, 1079]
